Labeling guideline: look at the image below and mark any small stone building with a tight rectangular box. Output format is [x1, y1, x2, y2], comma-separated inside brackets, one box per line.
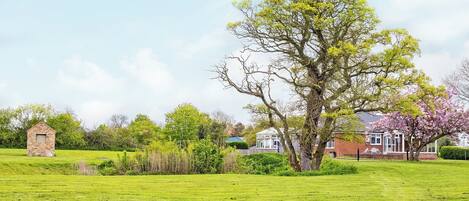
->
[27, 122, 56, 157]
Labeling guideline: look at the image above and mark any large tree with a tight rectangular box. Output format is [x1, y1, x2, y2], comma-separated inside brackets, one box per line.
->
[47, 112, 86, 149]
[373, 91, 469, 161]
[164, 104, 211, 148]
[216, 0, 423, 170]
[128, 114, 161, 146]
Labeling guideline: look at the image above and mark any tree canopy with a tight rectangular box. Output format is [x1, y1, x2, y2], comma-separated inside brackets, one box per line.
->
[164, 104, 211, 148]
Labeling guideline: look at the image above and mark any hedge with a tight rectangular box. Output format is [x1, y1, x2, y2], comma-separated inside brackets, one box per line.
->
[227, 142, 249, 149]
[439, 146, 469, 160]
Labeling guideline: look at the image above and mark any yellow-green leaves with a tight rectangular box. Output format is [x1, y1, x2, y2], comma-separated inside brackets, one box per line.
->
[232, 0, 252, 9]
[290, 2, 316, 13]
[226, 21, 241, 30]
[327, 41, 358, 57]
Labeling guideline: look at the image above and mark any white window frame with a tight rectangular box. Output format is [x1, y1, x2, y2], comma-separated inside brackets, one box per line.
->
[370, 133, 382, 145]
[421, 141, 437, 153]
[326, 140, 335, 148]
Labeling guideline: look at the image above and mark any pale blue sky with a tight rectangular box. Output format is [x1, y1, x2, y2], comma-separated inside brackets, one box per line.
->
[1, 0, 468, 127]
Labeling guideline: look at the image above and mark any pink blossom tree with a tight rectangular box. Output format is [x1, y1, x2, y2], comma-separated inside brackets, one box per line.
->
[373, 91, 469, 161]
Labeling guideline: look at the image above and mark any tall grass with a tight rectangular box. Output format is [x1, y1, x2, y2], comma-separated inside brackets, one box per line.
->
[101, 140, 234, 175]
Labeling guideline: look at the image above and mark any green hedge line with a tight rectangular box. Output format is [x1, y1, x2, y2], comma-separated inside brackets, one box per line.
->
[440, 146, 469, 160]
[227, 142, 249, 149]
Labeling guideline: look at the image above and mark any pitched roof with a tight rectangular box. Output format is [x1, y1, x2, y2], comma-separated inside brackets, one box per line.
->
[27, 122, 55, 133]
[256, 128, 278, 136]
[226, 136, 245, 143]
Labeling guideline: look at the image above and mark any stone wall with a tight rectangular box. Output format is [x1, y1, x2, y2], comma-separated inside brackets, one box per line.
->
[27, 122, 56, 157]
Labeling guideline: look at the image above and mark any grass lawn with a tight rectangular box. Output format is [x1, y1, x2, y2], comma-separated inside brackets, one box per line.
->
[0, 149, 468, 200]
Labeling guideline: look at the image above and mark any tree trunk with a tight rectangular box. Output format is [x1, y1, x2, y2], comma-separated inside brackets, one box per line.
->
[302, 88, 323, 171]
[311, 142, 326, 170]
[411, 146, 425, 161]
[289, 154, 302, 172]
[408, 146, 417, 161]
[300, 145, 312, 171]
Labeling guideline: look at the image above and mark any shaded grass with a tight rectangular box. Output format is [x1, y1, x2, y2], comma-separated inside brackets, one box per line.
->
[0, 149, 469, 200]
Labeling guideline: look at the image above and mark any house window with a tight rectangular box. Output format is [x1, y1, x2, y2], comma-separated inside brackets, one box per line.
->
[36, 134, 46, 144]
[423, 142, 436, 153]
[326, 140, 335, 148]
[370, 134, 381, 145]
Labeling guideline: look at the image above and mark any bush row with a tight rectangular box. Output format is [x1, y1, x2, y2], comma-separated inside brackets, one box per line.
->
[97, 140, 239, 175]
[440, 146, 469, 160]
[227, 142, 249, 149]
[97, 143, 357, 176]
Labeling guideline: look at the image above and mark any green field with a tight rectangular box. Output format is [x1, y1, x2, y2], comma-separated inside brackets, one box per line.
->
[0, 149, 468, 200]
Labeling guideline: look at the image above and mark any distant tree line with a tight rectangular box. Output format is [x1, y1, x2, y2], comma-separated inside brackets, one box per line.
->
[0, 103, 249, 150]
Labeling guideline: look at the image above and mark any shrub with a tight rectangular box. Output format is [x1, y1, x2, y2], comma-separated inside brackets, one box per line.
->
[99, 166, 118, 176]
[319, 157, 357, 175]
[440, 146, 469, 160]
[140, 141, 191, 174]
[116, 151, 134, 174]
[97, 160, 118, 175]
[240, 153, 290, 175]
[190, 140, 223, 174]
[98, 141, 241, 175]
[273, 157, 357, 176]
[222, 147, 241, 173]
[227, 142, 249, 149]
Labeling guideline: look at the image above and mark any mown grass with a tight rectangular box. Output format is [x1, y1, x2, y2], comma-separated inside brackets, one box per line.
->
[0, 149, 468, 200]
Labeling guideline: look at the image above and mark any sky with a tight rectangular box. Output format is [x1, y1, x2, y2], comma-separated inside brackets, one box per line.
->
[0, 0, 468, 128]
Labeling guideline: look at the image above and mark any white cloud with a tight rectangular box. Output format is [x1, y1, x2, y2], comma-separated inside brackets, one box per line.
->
[121, 48, 174, 91]
[77, 100, 123, 127]
[58, 56, 121, 93]
[414, 40, 469, 84]
[173, 29, 233, 59]
[415, 52, 461, 84]
[371, 0, 469, 45]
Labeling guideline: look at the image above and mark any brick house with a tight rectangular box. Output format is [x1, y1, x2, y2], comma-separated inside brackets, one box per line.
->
[27, 122, 56, 157]
[253, 113, 438, 160]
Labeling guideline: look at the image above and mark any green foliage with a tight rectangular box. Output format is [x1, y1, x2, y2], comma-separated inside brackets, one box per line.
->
[222, 0, 429, 171]
[241, 125, 265, 146]
[439, 146, 469, 160]
[318, 157, 358, 175]
[97, 160, 118, 175]
[437, 136, 455, 150]
[0, 108, 15, 147]
[240, 153, 357, 176]
[47, 113, 86, 149]
[227, 141, 249, 149]
[206, 121, 227, 147]
[144, 141, 192, 174]
[190, 140, 223, 174]
[85, 124, 136, 151]
[101, 140, 226, 175]
[116, 151, 133, 174]
[240, 153, 290, 175]
[275, 157, 357, 176]
[221, 147, 241, 173]
[128, 114, 161, 146]
[163, 103, 211, 148]
[0, 104, 54, 148]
